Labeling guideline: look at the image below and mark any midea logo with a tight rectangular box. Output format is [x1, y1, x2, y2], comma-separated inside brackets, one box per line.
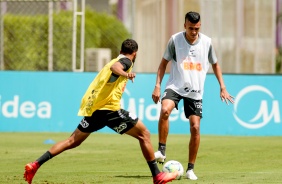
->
[233, 85, 280, 129]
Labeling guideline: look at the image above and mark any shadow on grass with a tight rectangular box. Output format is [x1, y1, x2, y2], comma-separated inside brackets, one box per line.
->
[115, 175, 152, 179]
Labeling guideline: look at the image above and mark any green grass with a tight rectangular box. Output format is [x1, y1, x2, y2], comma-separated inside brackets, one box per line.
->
[0, 133, 281, 184]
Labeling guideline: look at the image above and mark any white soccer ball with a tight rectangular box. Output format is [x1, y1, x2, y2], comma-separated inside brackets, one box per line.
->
[162, 160, 184, 180]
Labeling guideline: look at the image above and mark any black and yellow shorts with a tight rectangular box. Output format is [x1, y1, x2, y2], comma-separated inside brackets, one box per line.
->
[77, 109, 138, 134]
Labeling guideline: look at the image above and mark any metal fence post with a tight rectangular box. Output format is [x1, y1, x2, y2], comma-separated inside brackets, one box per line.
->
[72, 0, 85, 72]
[48, 1, 53, 71]
[0, 2, 6, 70]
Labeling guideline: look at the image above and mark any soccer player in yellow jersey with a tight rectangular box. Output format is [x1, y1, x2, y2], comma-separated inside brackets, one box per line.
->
[24, 39, 178, 184]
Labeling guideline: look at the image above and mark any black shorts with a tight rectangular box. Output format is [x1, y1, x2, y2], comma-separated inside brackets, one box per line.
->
[77, 109, 138, 134]
[162, 88, 202, 118]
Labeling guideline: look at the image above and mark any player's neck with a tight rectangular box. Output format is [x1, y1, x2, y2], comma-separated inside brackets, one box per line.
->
[185, 33, 199, 45]
[188, 36, 198, 45]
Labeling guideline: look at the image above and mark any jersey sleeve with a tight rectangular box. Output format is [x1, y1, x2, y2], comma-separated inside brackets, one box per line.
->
[208, 44, 218, 64]
[163, 37, 176, 62]
[108, 57, 132, 83]
[119, 57, 132, 71]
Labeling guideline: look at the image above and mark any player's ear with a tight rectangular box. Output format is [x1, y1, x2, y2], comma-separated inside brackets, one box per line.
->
[133, 51, 137, 57]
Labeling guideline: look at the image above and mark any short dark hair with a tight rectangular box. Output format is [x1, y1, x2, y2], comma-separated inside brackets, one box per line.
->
[185, 11, 200, 23]
[121, 39, 138, 54]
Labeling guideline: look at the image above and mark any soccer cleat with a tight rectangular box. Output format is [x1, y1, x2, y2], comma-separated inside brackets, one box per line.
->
[154, 151, 166, 164]
[153, 171, 178, 184]
[186, 169, 198, 180]
[24, 161, 40, 184]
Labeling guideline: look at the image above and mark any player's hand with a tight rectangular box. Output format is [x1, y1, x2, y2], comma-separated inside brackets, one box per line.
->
[152, 85, 161, 104]
[127, 73, 136, 83]
[220, 87, 234, 105]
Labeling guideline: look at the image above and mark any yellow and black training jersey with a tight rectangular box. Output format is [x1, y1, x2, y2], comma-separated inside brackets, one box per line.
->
[77, 55, 132, 116]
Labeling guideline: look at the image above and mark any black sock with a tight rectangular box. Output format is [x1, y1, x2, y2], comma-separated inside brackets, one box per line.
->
[158, 143, 166, 156]
[147, 159, 161, 176]
[187, 163, 194, 171]
[36, 151, 53, 166]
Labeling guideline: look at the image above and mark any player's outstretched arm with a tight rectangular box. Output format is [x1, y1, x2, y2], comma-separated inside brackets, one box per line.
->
[152, 58, 169, 104]
[212, 63, 234, 105]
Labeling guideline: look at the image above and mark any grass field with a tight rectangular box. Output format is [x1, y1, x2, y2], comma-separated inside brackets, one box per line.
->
[0, 132, 281, 184]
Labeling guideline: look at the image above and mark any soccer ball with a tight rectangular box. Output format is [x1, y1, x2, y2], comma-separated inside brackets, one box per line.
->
[162, 160, 184, 180]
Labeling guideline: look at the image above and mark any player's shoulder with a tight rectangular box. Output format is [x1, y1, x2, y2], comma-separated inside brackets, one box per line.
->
[199, 32, 211, 41]
[172, 31, 184, 38]
[119, 57, 131, 64]
[119, 57, 132, 68]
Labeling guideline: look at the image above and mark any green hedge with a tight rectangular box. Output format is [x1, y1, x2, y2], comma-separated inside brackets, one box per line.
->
[276, 48, 282, 73]
[3, 8, 130, 71]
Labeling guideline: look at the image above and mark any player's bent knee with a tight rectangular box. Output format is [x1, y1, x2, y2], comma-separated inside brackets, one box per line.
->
[138, 129, 151, 142]
[161, 107, 172, 118]
[190, 125, 200, 135]
[144, 129, 151, 138]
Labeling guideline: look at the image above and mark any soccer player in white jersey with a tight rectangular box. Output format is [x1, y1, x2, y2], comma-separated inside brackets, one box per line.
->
[152, 11, 234, 180]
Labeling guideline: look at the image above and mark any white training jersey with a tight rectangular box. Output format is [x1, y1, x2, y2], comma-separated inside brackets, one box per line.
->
[163, 31, 217, 100]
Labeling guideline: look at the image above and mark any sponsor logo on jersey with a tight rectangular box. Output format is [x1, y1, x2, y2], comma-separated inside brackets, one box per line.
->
[183, 60, 202, 71]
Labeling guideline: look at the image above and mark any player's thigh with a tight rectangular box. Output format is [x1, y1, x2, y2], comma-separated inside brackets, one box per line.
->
[125, 119, 150, 139]
[189, 115, 201, 127]
[161, 88, 182, 112]
[69, 128, 91, 144]
[161, 99, 176, 113]
[106, 109, 138, 134]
